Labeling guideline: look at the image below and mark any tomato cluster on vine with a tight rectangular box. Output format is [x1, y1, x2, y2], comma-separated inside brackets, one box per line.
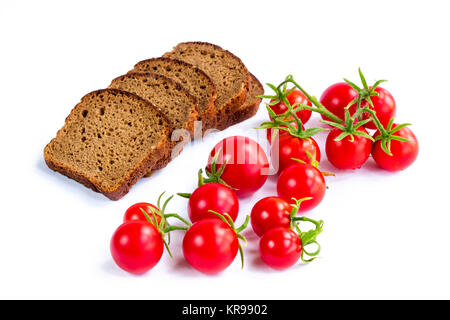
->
[260, 69, 418, 172]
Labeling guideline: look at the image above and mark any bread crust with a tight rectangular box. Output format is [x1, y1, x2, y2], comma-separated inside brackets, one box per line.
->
[44, 89, 172, 200]
[217, 73, 264, 130]
[45, 135, 170, 200]
[131, 57, 218, 131]
[163, 41, 251, 126]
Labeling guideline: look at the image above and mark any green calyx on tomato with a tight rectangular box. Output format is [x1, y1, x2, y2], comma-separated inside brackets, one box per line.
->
[291, 216, 324, 263]
[208, 210, 250, 269]
[196, 149, 236, 190]
[371, 118, 412, 156]
[287, 197, 324, 263]
[343, 68, 387, 117]
[258, 104, 327, 142]
[321, 106, 375, 142]
[257, 77, 328, 143]
[258, 78, 293, 107]
[139, 192, 191, 258]
[284, 197, 324, 263]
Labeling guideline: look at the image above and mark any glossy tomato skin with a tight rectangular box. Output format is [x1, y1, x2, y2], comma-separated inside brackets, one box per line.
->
[320, 83, 358, 122]
[372, 125, 419, 171]
[110, 221, 164, 274]
[271, 134, 321, 174]
[325, 127, 372, 169]
[251, 197, 292, 237]
[188, 183, 239, 223]
[207, 136, 269, 197]
[259, 227, 302, 270]
[270, 89, 312, 124]
[277, 163, 326, 212]
[183, 219, 239, 274]
[362, 87, 396, 130]
[123, 202, 160, 224]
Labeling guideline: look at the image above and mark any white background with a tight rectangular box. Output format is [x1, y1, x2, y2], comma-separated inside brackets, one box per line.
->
[1, 0, 449, 300]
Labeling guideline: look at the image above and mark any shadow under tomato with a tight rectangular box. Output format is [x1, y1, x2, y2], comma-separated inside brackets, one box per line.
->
[319, 156, 398, 182]
[101, 259, 148, 278]
[169, 256, 223, 278]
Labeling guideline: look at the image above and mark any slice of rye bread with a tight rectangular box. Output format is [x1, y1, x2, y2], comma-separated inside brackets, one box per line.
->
[109, 72, 200, 172]
[109, 73, 199, 135]
[44, 89, 172, 200]
[131, 57, 217, 130]
[163, 42, 250, 126]
[217, 73, 264, 130]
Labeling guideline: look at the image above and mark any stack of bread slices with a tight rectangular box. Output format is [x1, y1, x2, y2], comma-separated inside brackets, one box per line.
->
[44, 42, 264, 200]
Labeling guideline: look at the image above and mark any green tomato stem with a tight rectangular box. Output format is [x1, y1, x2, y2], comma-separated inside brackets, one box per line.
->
[276, 78, 343, 123]
[363, 108, 388, 136]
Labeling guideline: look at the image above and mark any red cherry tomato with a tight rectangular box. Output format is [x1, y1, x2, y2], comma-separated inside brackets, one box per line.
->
[188, 183, 239, 223]
[320, 83, 358, 122]
[277, 163, 326, 211]
[183, 218, 239, 274]
[110, 221, 164, 274]
[362, 87, 396, 129]
[271, 134, 321, 173]
[259, 227, 302, 270]
[123, 202, 160, 225]
[325, 127, 372, 169]
[372, 125, 419, 171]
[270, 89, 312, 124]
[250, 197, 292, 237]
[207, 136, 269, 197]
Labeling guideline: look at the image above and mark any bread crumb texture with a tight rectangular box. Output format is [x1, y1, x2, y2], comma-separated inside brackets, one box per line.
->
[132, 58, 216, 121]
[110, 73, 199, 132]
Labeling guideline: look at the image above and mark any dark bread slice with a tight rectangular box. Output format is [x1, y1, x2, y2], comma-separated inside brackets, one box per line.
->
[131, 57, 217, 130]
[163, 42, 250, 126]
[44, 89, 172, 200]
[109, 73, 199, 135]
[217, 73, 264, 130]
[109, 72, 199, 174]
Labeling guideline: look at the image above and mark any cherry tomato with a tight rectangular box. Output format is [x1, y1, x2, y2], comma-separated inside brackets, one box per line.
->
[207, 136, 269, 197]
[320, 83, 358, 122]
[362, 87, 396, 130]
[123, 202, 161, 225]
[183, 218, 239, 274]
[259, 227, 302, 270]
[270, 89, 312, 124]
[325, 127, 372, 169]
[188, 183, 239, 223]
[277, 163, 326, 211]
[251, 197, 292, 237]
[271, 134, 321, 173]
[372, 125, 419, 171]
[110, 221, 164, 274]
